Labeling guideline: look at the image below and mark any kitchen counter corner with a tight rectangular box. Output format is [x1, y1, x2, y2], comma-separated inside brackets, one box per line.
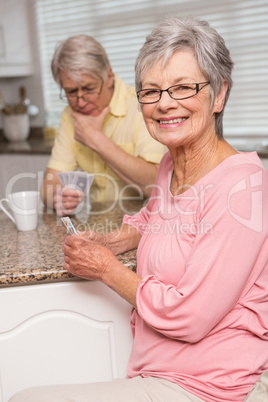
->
[0, 200, 142, 287]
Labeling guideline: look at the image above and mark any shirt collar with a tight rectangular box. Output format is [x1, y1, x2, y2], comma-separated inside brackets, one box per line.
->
[109, 74, 128, 117]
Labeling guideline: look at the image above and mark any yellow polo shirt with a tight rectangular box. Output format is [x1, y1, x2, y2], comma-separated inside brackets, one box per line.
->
[48, 75, 166, 202]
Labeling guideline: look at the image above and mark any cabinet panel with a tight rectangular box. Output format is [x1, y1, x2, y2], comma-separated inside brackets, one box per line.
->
[0, 281, 133, 402]
[0, 0, 33, 77]
[0, 154, 49, 198]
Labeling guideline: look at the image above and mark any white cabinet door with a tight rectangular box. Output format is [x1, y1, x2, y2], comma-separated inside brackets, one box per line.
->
[0, 281, 133, 402]
[0, 154, 49, 198]
[0, 0, 33, 77]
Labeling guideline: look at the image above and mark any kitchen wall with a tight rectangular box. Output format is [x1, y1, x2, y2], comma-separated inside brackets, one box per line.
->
[0, 0, 45, 129]
[0, 0, 267, 147]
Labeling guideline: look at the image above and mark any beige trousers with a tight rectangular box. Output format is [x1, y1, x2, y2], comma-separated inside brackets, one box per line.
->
[244, 370, 268, 402]
[8, 372, 268, 402]
[8, 376, 205, 402]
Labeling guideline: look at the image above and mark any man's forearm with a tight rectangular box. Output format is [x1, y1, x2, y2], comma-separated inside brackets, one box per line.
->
[41, 169, 62, 209]
[94, 137, 159, 197]
[41, 179, 55, 209]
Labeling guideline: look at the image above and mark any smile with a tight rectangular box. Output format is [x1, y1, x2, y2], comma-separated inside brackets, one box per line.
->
[159, 117, 188, 124]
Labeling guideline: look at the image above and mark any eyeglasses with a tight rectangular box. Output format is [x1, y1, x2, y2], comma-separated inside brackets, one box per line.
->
[137, 81, 210, 104]
[59, 80, 103, 103]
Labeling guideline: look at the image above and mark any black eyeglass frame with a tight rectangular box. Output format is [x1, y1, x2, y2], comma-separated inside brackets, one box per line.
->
[137, 81, 210, 104]
[59, 80, 104, 103]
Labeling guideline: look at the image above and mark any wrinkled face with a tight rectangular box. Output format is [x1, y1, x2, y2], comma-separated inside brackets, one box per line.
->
[140, 50, 223, 150]
[60, 69, 114, 116]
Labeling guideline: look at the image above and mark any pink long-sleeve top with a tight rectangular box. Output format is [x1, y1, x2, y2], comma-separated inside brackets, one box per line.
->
[123, 151, 268, 402]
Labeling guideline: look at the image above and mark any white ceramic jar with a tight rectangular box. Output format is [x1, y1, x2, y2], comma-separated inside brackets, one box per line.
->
[3, 114, 30, 142]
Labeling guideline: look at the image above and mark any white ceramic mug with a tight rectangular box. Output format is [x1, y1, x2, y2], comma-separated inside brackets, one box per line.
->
[0, 191, 39, 231]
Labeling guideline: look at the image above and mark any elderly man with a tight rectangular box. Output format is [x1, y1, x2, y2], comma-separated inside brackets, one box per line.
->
[42, 35, 166, 216]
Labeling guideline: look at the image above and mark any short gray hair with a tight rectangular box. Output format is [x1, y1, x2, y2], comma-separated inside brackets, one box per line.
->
[135, 16, 234, 138]
[51, 35, 110, 86]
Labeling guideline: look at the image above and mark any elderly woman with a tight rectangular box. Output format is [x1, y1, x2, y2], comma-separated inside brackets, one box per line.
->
[10, 16, 268, 402]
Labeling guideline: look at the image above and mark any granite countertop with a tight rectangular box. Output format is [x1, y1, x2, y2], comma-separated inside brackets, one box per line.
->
[0, 200, 143, 288]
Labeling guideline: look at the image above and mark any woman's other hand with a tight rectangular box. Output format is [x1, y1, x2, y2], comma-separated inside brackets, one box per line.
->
[63, 235, 116, 281]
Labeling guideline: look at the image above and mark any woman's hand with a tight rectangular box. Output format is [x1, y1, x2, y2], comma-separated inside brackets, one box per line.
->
[63, 229, 142, 307]
[80, 224, 142, 255]
[63, 235, 116, 281]
[80, 230, 109, 247]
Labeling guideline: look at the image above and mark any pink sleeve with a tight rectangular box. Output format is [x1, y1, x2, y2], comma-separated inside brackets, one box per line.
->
[136, 165, 268, 343]
[123, 207, 150, 235]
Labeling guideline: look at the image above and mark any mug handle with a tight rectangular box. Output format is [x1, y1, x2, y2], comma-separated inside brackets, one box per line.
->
[0, 198, 15, 224]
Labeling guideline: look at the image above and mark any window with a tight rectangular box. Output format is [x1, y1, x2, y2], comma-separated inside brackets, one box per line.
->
[35, 0, 268, 137]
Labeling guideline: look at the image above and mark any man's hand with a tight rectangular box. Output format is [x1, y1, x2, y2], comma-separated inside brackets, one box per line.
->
[54, 187, 84, 216]
[71, 106, 110, 150]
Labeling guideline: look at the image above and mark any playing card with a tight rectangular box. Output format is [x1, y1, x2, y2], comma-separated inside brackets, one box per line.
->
[61, 217, 78, 235]
[74, 172, 94, 195]
[57, 172, 69, 186]
[57, 171, 94, 195]
[75, 174, 88, 193]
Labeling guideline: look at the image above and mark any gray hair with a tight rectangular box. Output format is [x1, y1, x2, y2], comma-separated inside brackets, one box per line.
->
[51, 35, 110, 86]
[135, 16, 234, 138]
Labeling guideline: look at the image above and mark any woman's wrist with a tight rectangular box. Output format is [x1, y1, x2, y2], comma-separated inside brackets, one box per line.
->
[102, 260, 141, 308]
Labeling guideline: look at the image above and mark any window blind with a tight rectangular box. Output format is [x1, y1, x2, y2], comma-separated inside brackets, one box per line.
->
[35, 0, 268, 137]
